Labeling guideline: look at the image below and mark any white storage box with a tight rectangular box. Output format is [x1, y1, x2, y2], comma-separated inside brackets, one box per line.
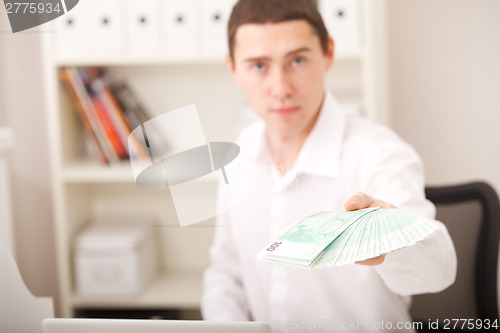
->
[74, 222, 158, 297]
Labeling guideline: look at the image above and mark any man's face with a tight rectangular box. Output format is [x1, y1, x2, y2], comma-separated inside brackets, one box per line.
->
[228, 20, 333, 138]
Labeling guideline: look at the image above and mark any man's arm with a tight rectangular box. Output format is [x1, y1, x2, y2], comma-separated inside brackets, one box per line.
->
[346, 140, 457, 296]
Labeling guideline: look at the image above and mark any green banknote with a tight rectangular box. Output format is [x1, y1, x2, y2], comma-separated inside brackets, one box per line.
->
[258, 207, 438, 269]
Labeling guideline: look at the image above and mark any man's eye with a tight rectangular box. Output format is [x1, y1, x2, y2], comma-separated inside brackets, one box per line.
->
[291, 57, 304, 66]
[253, 63, 266, 72]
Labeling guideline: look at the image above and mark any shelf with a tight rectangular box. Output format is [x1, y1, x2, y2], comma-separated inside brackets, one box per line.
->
[71, 271, 203, 309]
[63, 160, 221, 185]
[63, 161, 134, 183]
[55, 54, 226, 67]
[54, 49, 364, 67]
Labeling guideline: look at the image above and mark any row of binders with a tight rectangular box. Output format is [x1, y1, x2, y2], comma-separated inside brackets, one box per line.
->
[60, 67, 149, 165]
[55, 0, 361, 59]
[56, 0, 237, 58]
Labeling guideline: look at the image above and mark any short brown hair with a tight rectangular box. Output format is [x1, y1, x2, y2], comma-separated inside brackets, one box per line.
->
[228, 0, 329, 59]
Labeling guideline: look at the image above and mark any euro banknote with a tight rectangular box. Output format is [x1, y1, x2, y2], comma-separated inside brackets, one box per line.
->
[258, 207, 438, 268]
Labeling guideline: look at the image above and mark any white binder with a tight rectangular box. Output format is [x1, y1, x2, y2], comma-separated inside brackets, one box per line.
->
[88, 0, 125, 53]
[163, 0, 198, 57]
[126, 0, 161, 55]
[55, 0, 89, 57]
[319, 0, 360, 54]
[199, 0, 235, 57]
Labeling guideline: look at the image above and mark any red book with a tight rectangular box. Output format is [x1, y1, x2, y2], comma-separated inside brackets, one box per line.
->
[59, 68, 110, 164]
[92, 96, 128, 160]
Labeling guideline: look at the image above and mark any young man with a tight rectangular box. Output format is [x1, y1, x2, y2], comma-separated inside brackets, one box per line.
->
[202, 1, 457, 332]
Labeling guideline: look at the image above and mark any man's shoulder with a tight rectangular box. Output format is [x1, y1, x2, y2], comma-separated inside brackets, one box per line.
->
[343, 113, 414, 153]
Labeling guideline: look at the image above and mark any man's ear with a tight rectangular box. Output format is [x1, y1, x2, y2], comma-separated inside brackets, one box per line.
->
[325, 36, 335, 70]
[225, 53, 236, 74]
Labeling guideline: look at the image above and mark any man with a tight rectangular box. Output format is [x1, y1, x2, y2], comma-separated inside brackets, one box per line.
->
[202, 0, 456, 332]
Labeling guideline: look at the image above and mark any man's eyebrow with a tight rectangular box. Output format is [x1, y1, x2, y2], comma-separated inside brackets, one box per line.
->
[284, 47, 312, 57]
[243, 56, 271, 63]
[242, 47, 312, 63]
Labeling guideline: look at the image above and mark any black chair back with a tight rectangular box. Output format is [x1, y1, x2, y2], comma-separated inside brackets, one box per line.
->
[410, 182, 500, 332]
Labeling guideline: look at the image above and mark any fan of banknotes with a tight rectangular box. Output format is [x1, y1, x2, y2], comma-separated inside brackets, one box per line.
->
[258, 207, 438, 269]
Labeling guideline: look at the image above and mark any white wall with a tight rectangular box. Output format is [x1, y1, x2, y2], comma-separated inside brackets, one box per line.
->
[0, 10, 59, 310]
[388, 0, 500, 194]
[388, 0, 500, 313]
[0, 10, 7, 126]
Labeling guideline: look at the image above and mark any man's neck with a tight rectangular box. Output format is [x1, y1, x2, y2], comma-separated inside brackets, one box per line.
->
[267, 130, 308, 176]
[266, 96, 324, 176]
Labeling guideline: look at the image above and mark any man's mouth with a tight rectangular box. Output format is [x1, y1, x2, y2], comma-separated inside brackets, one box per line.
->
[271, 106, 300, 116]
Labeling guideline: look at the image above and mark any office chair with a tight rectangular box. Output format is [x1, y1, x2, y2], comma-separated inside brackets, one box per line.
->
[410, 181, 500, 332]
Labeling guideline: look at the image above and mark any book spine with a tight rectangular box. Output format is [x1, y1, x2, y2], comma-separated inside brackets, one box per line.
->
[59, 68, 109, 164]
[68, 67, 120, 164]
[109, 82, 169, 159]
[107, 82, 152, 160]
[91, 96, 128, 160]
[85, 75, 129, 160]
[93, 77, 149, 161]
[109, 82, 151, 128]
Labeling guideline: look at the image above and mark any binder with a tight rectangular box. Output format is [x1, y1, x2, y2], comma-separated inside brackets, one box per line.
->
[88, 0, 125, 53]
[126, 0, 161, 55]
[199, 0, 236, 57]
[163, 0, 198, 57]
[55, 0, 89, 57]
[319, 0, 360, 54]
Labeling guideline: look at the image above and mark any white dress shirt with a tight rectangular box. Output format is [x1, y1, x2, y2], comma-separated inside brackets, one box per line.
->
[201, 92, 457, 333]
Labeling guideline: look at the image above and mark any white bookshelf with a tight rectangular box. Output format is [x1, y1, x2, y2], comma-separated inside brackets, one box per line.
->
[42, 0, 389, 318]
[54, 50, 365, 68]
[0, 128, 14, 256]
[71, 271, 203, 309]
[63, 161, 134, 183]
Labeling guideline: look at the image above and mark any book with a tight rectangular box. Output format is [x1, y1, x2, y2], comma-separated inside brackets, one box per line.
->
[60, 67, 151, 165]
[60, 68, 119, 165]
[80, 68, 128, 160]
[109, 81, 170, 161]
[92, 74, 149, 161]
[108, 81, 151, 131]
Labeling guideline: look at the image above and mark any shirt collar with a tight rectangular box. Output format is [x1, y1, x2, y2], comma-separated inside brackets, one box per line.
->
[247, 91, 346, 180]
[292, 91, 346, 179]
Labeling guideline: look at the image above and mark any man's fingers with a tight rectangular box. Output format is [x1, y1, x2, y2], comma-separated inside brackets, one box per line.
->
[343, 193, 394, 267]
[355, 254, 386, 266]
[344, 192, 395, 211]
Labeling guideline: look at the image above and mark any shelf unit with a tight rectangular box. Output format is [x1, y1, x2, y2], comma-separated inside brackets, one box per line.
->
[0, 128, 14, 255]
[71, 272, 202, 309]
[41, 0, 389, 318]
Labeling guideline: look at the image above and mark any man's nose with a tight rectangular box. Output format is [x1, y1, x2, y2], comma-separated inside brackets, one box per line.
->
[269, 68, 293, 100]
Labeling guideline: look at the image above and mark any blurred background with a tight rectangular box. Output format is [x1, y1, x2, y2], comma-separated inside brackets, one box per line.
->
[0, 0, 499, 320]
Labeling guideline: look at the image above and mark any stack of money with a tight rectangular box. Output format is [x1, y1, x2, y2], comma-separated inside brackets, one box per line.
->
[258, 207, 438, 268]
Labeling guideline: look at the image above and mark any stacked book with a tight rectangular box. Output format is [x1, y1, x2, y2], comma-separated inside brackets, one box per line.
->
[60, 67, 150, 165]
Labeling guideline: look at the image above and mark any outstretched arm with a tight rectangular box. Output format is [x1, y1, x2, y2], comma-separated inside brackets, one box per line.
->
[343, 191, 457, 296]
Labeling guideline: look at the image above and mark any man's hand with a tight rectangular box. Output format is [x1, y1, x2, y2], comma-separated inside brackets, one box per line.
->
[344, 192, 395, 266]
